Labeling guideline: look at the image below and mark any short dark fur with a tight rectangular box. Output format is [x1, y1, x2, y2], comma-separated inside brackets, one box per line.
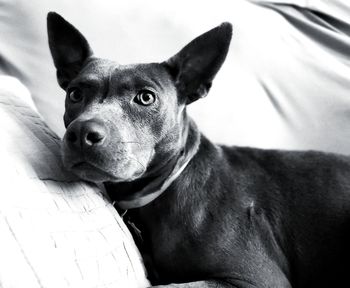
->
[48, 12, 350, 288]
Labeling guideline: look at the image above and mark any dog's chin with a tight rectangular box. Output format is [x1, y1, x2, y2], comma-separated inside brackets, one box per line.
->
[61, 145, 153, 183]
[67, 161, 144, 183]
[69, 162, 115, 183]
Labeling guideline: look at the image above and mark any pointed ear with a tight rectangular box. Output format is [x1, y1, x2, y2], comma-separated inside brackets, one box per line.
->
[163, 22, 232, 105]
[47, 12, 93, 90]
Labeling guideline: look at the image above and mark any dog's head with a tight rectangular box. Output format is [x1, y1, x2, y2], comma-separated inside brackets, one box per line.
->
[47, 12, 232, 183]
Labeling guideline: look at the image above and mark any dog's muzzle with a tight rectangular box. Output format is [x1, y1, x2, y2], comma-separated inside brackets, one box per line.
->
[61, 118, 150, 182]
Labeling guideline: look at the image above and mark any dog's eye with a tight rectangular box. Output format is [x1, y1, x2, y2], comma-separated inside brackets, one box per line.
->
[134, 90, 156, 106]
[68, 88, 83, 103]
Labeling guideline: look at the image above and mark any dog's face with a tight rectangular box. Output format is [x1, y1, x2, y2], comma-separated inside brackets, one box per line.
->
[61, 60, 180, 183]
[47, 12, 232, 183]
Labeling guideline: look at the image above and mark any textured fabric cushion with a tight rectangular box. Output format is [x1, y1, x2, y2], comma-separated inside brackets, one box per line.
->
[0, 77, 149, 288]
[1, 0, 350, 154]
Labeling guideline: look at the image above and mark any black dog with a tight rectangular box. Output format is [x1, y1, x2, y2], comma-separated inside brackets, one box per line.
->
[48, 12, 350, 287]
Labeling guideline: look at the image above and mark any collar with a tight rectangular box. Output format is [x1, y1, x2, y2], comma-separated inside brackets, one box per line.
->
[115, 120, 200, 210]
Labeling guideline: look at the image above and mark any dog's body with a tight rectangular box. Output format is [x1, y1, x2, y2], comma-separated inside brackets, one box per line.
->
[130, 139, 350, 288]
[47, 13, 350, 287]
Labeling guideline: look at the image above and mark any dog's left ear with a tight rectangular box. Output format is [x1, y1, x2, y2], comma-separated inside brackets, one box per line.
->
[47, 12, 93, 90]
[164, 22, 232, 104]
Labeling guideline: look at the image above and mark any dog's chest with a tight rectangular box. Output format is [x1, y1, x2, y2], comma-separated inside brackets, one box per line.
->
[152, 219, 215, 279]
[139, 202, 237, 282]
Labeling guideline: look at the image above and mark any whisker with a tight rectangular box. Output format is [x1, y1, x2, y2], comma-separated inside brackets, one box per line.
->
[128, 156, 146, 171]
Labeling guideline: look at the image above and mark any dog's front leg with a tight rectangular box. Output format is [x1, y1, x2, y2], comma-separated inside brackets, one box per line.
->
[151, 280, 254, 288]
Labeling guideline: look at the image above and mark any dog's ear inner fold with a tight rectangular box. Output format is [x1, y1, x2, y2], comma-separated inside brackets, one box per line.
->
[47, 12, 93, 90]
[163, 22, 232, 105]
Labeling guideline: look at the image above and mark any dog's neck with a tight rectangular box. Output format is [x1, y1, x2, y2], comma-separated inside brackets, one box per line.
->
[105, 117, 201, 209]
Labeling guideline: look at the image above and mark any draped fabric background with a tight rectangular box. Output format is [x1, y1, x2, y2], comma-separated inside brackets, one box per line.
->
[0, 0, 350, 154]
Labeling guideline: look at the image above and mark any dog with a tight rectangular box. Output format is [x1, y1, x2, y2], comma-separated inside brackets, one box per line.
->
[47, 12, 350, 288]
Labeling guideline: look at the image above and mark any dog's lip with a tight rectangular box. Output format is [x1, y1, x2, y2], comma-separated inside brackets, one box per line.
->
[71, 161, 106, 172]
[69, 161, 143, 182]
[70, 161, 117, 178]
[71, 161, 94, 169]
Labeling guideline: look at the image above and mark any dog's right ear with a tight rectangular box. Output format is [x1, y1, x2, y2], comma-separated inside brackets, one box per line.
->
[47, 12, 93, 90]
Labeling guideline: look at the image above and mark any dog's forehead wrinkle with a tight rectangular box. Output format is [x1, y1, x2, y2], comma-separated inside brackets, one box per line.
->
[109, 63, 172, 93]
[71, 75, 101, 87]
[73, 58, 118, 87]
[83, 57, 117, 73]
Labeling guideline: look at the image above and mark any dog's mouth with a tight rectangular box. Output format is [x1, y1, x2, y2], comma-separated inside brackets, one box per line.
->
[70, 161, 122, 182]
[69, 159, 146, 183]
[72, 161, 105, 172]
[62, 141, 154, 183]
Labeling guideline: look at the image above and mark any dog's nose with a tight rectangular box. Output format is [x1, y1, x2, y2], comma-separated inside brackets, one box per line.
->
[65, 119, 107, 149]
